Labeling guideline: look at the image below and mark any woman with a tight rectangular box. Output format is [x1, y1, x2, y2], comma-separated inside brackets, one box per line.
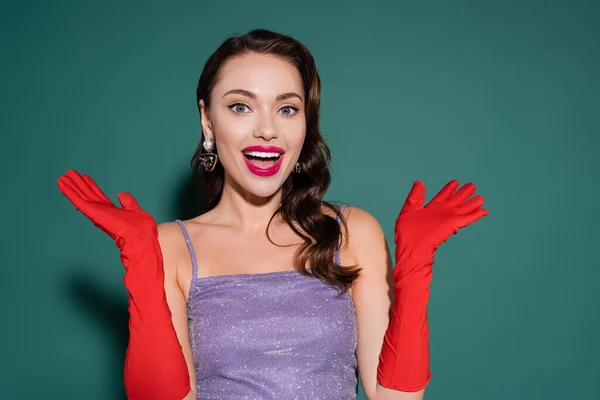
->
[58, 29, 487, 399]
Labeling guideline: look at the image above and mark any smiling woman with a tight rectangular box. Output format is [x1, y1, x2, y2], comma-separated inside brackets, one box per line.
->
[57, 28, 487, 400]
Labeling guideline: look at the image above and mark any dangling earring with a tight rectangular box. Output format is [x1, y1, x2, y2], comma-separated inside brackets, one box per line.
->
[294, 162, 301, 174]
[199, 136, 218, 172]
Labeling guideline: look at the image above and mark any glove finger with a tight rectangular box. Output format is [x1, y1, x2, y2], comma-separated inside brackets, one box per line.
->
[457, 195, 485, 214]
[57, 178, 81, 202]
[117, 192, 141, 211]
[455, 207, 488, 229]
[59, 173, 91, 203]
[57, 179, 95, 217]
[400, 181, 426, 214]
[58, 173, 118, 238]
[430, 180, 460, 203]
[65, 170, 104, 203]
[448, 182, 476, 206]
[81, 173, 112, 203]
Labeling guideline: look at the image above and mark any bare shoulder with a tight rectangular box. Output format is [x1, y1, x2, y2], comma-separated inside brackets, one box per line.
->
[157, 221, 186, 253]
[341, 206, 387, 254]
[321, 204, 381, 228]
[320, 204, 387, 255]
[342, 206, 384, 231]
[340, 206, 391, 290]
[156, 221, 187, 275]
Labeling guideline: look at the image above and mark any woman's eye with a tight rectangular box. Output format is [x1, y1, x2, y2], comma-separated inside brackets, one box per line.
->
[229, 103, 250, 114]
[279, 106, 299, 116]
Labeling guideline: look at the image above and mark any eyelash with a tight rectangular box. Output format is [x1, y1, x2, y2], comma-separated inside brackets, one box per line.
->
[227, 102, 299, 117]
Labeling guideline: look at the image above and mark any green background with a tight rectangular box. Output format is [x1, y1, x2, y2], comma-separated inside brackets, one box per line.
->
[1, 1, 598, 399]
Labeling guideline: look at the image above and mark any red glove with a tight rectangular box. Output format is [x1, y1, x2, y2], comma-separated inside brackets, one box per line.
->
[377, 180, 488, 391]
[57, 170, 190, 400]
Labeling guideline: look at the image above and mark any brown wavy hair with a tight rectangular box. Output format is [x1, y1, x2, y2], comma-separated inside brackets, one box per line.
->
[191, 29, 360, 291]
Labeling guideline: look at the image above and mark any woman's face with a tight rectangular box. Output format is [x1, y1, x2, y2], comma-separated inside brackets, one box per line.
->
[200, 52, 306, 199]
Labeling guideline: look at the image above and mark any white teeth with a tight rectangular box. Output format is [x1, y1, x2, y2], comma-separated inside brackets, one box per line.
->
[243, 151, 281, 159]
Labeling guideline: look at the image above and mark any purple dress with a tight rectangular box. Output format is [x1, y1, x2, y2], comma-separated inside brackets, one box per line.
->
[175, 207, 358, 399]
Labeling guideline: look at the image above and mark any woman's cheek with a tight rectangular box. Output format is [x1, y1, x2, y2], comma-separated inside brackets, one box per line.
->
[292, 123, 307, 152]
[226, 116, 255, 139]
[214, 115, 253, 146]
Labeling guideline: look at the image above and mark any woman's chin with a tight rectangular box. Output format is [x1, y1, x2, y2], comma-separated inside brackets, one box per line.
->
[224, 163, 290, 199]
[242, 179, 286, 199]
[233, 168, 290, 199]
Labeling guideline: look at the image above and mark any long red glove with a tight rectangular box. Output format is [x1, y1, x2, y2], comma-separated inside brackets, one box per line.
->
[58, 170, 190, 400]
[377, 180, 488, 391]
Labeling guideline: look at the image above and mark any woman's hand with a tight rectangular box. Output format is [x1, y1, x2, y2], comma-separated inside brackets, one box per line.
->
[57, 169, 156, 250]
[394, 180, 488, 258]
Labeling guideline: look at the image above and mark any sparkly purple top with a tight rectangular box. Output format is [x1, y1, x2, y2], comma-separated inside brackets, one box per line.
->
[175, 206, 358, 399]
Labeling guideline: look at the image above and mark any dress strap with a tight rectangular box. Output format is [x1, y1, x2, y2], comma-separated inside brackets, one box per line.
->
[335, 204, 346, 265]
[175, 219, 199, 280]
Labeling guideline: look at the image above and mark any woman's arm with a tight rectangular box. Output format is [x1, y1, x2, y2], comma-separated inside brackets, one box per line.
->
[345, 206, 425, 400]
[57, 171, 192, 399]
[158, 222, 198, 400]
[347, 182, 486, 399]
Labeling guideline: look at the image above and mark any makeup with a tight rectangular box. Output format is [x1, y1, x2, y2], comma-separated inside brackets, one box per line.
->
[242, 145, 285, 177]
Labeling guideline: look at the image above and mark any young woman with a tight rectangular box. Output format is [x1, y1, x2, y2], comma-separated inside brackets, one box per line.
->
[58, 29, 487, 400]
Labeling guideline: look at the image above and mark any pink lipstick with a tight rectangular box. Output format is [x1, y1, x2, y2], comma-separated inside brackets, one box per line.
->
[242, 145, 285, 177]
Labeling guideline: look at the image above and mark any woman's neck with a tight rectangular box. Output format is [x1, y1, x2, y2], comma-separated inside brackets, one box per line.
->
[211, 175, 284, 232]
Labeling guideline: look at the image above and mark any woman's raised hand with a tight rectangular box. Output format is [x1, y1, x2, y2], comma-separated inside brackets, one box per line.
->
[57, 170, 157, 249]
[394, 180, 488, 257]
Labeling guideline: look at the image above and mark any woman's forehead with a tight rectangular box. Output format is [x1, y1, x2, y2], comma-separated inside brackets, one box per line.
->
[213, 53, 304, 99]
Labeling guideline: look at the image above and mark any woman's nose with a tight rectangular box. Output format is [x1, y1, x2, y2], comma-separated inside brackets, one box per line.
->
[253, 115, 278, 141]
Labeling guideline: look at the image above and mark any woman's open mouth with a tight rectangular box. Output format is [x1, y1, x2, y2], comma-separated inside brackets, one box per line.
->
[242, 146, 285, 177]
[243, 150, 282, 168]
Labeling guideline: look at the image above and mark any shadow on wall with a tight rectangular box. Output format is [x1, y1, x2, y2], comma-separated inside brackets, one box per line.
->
[64, 268, 129, 400]
[62, 169, 206, 398]
[173, 169, 206, 221]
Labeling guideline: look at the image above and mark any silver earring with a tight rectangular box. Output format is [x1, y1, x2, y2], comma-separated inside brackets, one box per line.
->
[199, 136, 218, 172]
[294, 162, 301, 174]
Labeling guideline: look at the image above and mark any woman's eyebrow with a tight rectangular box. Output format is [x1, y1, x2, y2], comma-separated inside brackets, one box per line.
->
[222, 89, 256, 99]
[222, 89, 303, 102]
[276, 92, 303, 102]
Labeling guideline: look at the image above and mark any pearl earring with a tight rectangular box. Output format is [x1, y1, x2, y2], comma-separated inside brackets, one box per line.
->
[199, 137, 218, 172]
